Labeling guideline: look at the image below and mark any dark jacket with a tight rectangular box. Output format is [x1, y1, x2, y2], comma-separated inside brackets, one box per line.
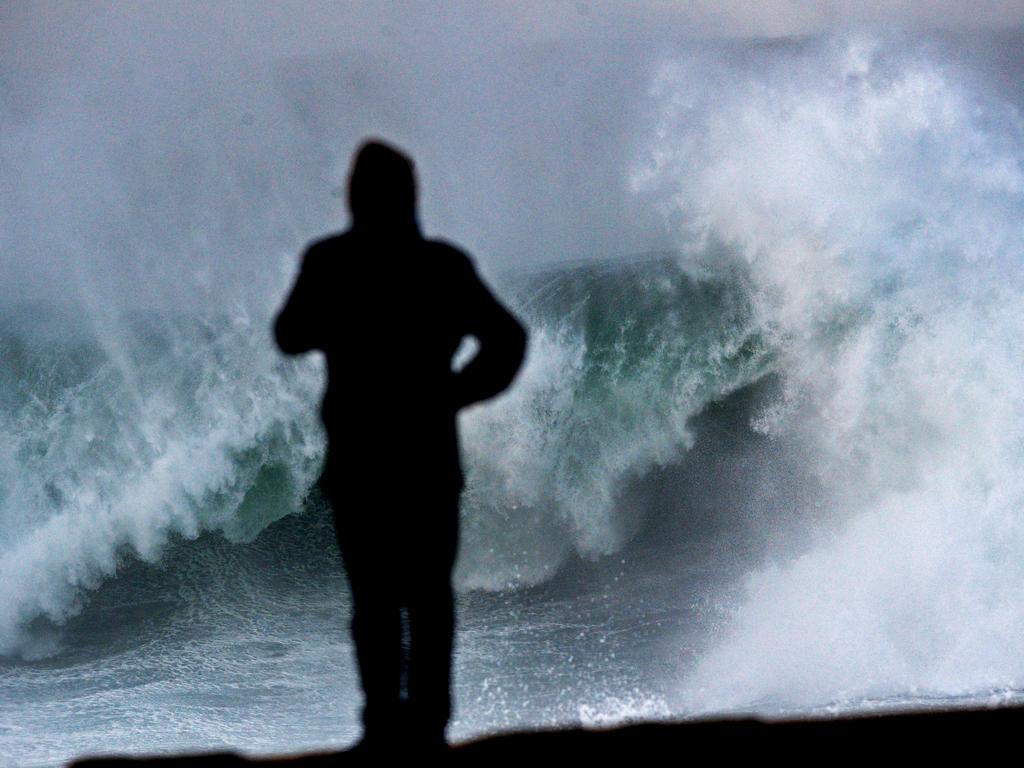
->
[275, 231, 527, 495]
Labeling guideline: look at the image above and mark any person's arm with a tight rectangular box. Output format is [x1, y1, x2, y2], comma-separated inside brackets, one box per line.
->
[274, 244, 327, 355]
[451, 255, 528, 410]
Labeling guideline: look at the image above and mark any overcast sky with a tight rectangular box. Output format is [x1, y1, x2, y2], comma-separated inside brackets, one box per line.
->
[5, 1, 1024, 74]
[4, 1, 1024, 309]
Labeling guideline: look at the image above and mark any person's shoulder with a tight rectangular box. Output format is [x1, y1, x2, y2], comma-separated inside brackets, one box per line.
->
[424, 238, 476, 273]
[303, 231, 351, 260]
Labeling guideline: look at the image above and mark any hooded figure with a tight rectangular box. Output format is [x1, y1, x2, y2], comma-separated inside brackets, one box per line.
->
[275, 139, 527, 750]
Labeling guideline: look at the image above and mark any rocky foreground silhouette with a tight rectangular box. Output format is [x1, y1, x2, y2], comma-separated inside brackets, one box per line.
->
[70, 705, 1022, 765]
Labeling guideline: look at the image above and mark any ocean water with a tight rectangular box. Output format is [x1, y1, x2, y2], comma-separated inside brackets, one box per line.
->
[5, 26, 1024, 767]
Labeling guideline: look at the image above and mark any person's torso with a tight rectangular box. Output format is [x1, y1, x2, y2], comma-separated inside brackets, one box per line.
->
[309, 232, 471, 490]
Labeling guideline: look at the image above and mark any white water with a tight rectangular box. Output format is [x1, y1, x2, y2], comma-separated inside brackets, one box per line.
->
[632, 34, 1024, 710]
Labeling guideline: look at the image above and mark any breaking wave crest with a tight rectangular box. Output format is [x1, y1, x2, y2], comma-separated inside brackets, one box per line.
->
[0, 306, 324, 655]
[629, 35, 1024, 709]
[0, 254, 773, 656]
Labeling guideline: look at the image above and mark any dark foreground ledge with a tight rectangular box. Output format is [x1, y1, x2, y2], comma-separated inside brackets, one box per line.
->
[70, 705, 1024, 766]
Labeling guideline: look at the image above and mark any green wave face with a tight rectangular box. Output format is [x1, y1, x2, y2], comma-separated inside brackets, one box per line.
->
[0, 306, 325, 656]
[458, 256, 774, 588]
[0, 254, 774, 655]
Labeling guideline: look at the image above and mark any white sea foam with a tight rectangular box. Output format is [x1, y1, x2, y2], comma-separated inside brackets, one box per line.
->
[632, 34, 1024, 710]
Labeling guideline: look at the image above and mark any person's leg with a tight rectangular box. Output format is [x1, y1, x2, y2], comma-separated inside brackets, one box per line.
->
[406, 574, 455, 741]
[333, 509, 403, 744]
[404, 494, 459, 745]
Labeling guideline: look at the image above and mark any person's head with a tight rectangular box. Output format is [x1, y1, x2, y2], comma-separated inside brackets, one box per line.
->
[348, 139, 419, 234]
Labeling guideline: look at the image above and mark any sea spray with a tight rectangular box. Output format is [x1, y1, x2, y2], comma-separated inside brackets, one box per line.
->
[458, 258, 773, 588]
[0, 308, 325, 656]
[0, 253, 775, 653]
[631, 34, 1024, 709]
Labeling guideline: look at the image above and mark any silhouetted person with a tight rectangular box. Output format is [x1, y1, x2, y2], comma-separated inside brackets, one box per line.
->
[274, 140, 527, 750]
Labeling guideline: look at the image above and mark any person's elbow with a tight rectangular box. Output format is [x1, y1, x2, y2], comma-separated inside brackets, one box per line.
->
[501, 316, 528, 384]
[274, 310, 307, 355]
[510, 318, 527, 371]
